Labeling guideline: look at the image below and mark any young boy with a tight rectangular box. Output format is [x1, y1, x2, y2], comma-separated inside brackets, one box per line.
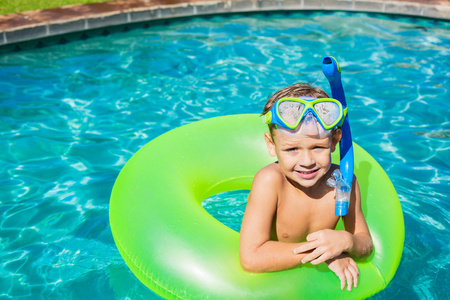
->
[239, 83, 373, 291]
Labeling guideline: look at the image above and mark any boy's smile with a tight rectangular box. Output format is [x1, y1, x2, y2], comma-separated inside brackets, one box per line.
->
[264, 129, 341, 191]
[296, 169, 319, 179]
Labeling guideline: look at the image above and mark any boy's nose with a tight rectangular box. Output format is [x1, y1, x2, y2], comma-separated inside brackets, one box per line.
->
[298, 151, 315, 167]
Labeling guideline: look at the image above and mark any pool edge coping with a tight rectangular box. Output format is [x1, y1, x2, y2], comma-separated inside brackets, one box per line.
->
[1, 0, 449, 47]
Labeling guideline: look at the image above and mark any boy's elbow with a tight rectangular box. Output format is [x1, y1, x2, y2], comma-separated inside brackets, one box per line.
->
[239, 252, 266, 273]
[352, 236, 374, 260]
[362, 235, 374, 257]
[240, 260, 254, 273]
[240, 260, 265, 273]
[240, 255, 257, 273]
[363, 239, 374, 258]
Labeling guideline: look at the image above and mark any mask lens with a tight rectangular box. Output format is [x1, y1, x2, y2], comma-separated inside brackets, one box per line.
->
[313, 101, 341, 127]
[278, 101, 305, 127]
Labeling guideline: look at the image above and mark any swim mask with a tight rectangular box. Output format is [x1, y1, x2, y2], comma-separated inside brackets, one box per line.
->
[263, 97, 347, 138]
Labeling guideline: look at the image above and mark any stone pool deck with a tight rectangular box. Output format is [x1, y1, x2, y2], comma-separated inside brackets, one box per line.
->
[0, 0, 449, 48]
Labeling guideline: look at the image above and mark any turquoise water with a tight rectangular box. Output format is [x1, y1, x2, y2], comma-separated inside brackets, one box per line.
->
[1, 11, 449, 299]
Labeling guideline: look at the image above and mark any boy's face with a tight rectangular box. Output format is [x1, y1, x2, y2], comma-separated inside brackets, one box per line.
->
[264, 129, 341, 190]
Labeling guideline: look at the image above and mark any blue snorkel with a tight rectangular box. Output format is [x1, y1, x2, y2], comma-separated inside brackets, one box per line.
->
[322, 56, 354, 216]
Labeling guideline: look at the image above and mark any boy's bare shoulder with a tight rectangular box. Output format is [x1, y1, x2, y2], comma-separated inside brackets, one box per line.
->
[249, 163, 282, 209]
[253, 163, 284, 188]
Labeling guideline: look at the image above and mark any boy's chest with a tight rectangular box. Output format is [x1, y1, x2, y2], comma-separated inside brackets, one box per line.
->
[273, 191, 340, 242]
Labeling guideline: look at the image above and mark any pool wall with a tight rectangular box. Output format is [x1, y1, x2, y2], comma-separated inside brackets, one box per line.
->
[0, 0, 449, 51]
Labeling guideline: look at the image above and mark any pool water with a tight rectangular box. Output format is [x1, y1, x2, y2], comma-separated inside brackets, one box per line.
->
[1, 11, 449, 299]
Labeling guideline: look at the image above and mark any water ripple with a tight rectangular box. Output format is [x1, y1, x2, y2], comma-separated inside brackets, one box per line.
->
[0, 11, 448, 299]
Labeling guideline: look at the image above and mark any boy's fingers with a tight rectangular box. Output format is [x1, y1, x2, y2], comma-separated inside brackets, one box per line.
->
[351, 260, 360, 275]
[300, 253, 314, 263]
[293, 242, 317, 254]
[345, 269, 353, 291]
[300, 248, 324, 264]
[349, 265, 359, 287]
[352, 270, 359, 288]
[310, 253, 330, 265]
[349, 260, 360, 275]
[306, 232, 318, 241]
[339, 275, 346, 291]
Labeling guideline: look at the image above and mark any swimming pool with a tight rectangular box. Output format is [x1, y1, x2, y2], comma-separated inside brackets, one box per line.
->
[0, 11, 448, 299]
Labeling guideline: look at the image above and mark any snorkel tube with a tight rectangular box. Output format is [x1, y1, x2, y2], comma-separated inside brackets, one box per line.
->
[322, 56, 354, 216]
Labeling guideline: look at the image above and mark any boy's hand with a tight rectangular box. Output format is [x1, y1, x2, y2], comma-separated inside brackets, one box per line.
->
[326, 254, 359, 291]
[293, 229, 353, 265]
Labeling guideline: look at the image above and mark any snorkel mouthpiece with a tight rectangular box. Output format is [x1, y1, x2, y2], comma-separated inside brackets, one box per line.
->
[327, 169, 350, 216]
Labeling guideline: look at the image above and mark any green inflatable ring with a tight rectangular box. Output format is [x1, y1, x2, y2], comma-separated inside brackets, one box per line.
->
[110, 114, 404, 299]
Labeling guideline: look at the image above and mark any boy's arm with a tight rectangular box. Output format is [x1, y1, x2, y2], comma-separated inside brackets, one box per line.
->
[239, 167, 309, 272]
[293, 177, 373, 265]
[341, 176, 373, 259]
